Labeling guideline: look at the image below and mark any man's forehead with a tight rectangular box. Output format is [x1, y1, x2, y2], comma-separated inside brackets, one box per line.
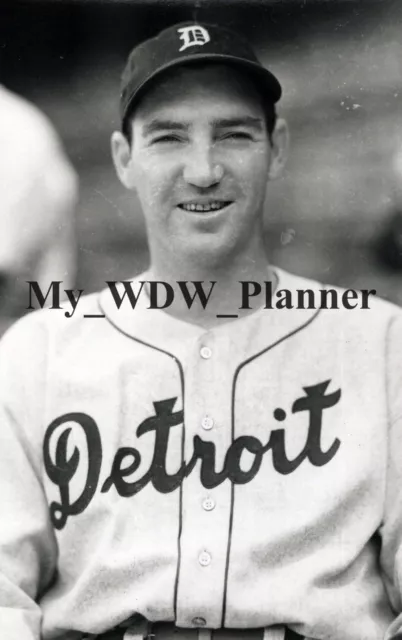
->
[133, 64, 265, 124]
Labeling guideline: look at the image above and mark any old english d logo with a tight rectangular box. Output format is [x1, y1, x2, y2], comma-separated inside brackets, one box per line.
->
[177, 25, 210, 52]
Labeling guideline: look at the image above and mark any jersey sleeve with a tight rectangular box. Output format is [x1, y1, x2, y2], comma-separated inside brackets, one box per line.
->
[380, 313, 402, 639]
[0, 315, 57, 640]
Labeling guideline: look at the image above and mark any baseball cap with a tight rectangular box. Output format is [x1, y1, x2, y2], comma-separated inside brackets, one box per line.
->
[120, 21, 282, 130]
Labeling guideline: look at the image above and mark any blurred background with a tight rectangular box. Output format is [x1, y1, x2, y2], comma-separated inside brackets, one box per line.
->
[1, 0, 402, 322]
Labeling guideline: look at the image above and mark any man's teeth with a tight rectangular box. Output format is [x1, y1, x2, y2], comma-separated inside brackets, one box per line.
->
[180, 202, 229, 212]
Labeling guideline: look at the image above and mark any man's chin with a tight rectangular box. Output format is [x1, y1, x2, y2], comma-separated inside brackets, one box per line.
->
[173, 234, 240, 268]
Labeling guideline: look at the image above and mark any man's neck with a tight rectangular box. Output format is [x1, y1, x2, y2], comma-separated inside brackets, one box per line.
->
[147, 249, 276, 329]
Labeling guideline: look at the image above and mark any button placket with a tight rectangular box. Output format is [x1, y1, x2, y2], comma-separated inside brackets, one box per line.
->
[176, 335, 234, 629]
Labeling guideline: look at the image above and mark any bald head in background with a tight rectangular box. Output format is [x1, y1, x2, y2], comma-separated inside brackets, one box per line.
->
[0, 86, 77, 331]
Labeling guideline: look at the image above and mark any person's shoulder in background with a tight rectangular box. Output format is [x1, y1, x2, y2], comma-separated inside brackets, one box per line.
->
[0, 86, 78, 326]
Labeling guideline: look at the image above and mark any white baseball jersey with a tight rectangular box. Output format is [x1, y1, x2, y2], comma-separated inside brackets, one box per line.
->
[0, 85, 77, 291]
[1, 267, 402, 640]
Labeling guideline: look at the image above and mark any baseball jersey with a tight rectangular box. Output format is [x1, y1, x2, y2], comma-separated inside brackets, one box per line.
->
[1, 267, 402, 640]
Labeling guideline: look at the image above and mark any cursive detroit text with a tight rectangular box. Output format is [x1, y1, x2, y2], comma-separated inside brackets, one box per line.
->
[43, 380, 341, 530]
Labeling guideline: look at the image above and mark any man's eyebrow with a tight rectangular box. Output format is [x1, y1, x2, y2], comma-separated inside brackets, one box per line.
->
[142, 120, 188, 136]
[214, 117, 264, 130]
[141, 116, 264, 136]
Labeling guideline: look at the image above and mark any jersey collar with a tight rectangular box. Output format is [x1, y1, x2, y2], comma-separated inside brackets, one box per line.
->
[98, 267, 321, 358]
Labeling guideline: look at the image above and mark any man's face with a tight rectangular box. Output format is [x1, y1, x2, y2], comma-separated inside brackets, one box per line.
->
[113, 65, 284, 267]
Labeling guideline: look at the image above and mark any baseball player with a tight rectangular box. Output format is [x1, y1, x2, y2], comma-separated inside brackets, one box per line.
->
[0, 85, 77, 327]
[1, 21, 402, 640]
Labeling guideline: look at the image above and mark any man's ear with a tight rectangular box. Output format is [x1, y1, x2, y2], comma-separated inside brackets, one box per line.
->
[268, 118, 289, 180]
[111, 131, 136, 189]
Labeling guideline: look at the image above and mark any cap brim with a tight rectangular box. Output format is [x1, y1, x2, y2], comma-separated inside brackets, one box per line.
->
[121, 53, 282, 126]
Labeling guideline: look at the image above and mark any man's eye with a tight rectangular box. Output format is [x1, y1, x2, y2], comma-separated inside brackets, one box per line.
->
[220, 132, 253, 141]
[151, 135, 183, 144]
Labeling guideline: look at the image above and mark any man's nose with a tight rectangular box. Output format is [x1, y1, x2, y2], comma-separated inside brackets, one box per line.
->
[183, 143, 223, 188]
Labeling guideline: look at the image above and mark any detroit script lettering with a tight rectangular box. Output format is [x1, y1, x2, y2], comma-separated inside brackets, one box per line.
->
[43, 380, 341, 530]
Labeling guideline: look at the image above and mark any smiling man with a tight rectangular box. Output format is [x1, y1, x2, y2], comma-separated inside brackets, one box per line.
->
[111, 31, 287, 326]
[2, 20, 402, 640]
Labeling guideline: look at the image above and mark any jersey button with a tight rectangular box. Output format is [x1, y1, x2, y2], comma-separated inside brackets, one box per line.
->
[201, 416, 214, 430]
[200, 346, 212, 359]
[202, 497, 215, 511]
[192, 617, 207, 627]
[198, 550, 211, 566]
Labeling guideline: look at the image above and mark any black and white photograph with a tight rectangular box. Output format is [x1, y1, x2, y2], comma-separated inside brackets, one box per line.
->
[1, 1, 402, 639]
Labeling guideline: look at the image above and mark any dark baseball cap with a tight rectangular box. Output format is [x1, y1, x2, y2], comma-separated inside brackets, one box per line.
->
[120, 21, 282, 130]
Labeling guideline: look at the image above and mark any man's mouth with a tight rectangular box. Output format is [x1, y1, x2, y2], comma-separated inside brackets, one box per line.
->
[178, 201, 232, 213]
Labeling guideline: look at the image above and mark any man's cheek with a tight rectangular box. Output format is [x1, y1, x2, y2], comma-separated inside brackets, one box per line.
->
[150, 181, 170, 202]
